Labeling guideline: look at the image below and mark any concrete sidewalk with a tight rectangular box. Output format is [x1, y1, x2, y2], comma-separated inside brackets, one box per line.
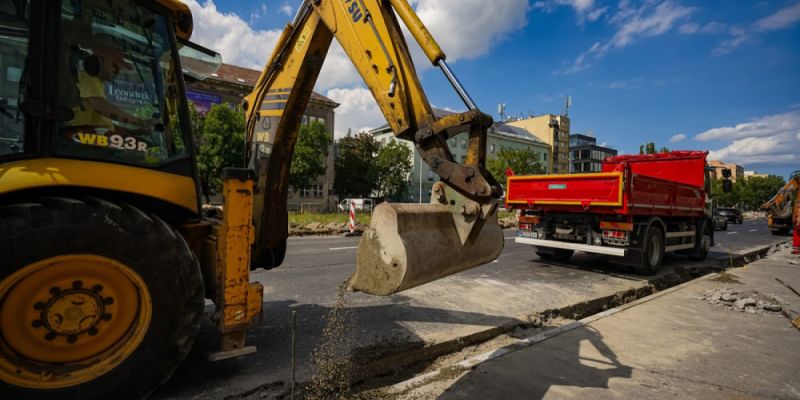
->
[400, 243, 800, 399]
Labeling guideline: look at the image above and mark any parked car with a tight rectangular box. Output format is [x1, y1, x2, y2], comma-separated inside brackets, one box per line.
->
[715, 207, 743, 224]
[712, 213, 728, 231]
[339, 198, 374, 212]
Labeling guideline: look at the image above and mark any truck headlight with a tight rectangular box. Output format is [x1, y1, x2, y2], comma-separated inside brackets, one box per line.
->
[594, 236, 602, 245]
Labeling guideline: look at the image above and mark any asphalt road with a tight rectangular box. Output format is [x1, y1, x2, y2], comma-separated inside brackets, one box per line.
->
[154, 218, 786, 400]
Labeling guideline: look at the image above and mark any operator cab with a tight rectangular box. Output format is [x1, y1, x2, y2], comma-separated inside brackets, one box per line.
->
[0, 0, 219, 204]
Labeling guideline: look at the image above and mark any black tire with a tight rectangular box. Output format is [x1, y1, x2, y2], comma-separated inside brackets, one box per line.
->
[0, 197, 204, 400]
[737, 217, 743, 224]
[688, 221, 711, 261]
[635, 226, 664, 275]
[771, 229, 790, 236]
[536, 249, 574, 262]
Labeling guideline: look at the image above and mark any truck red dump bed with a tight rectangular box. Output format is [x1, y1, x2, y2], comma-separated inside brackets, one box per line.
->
[506, 151, 708, 218]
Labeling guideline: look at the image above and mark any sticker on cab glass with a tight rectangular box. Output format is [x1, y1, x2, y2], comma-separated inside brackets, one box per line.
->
[73, 132, 149, 153]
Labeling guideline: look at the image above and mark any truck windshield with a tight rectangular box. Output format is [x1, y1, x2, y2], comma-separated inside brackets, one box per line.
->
[54, 0, 188, 166]
[0, 0, 29, 156]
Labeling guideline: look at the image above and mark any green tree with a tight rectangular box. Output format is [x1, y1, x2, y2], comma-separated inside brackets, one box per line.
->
[334, 133, 381, 198]
[197, 104, 245, 197]
[290, 121, 332, 192]
[711, 175, 786, 210]
[638, 142, 669, 154]
[374, 140, 413, 201]
[487, 147, 546, 183]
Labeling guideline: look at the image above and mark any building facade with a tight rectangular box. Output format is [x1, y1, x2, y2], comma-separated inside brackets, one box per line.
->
[185, 63, 340, 211]
[370, 109, 551, 203]
[507, 114, 571, 174]
[708, 160, 745, 182]
[569, 134, 618, 173]
[744, 171, 770, 179]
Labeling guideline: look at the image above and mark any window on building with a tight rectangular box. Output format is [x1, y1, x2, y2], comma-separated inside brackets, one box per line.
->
[490, 144, 495, 154]
[301, 184, 324, 198]
[460, 138, 467, 149]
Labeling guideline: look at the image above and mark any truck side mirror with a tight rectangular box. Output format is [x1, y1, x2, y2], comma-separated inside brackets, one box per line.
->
[722, 179, 733, 193]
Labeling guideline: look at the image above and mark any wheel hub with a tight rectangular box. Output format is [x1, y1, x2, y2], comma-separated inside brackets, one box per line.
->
[35, 282, 113, 341]
[0, 255, 152, 389]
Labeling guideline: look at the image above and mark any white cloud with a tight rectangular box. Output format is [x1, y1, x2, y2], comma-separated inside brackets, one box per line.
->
[679, 22, 699, 34]
[326, 87, 385, 138]
[182, 0, 281, 69]
[670, 133, 687, 143]
[699, 21, 727, 34]
[280, 3, 294, 17]
[410, 0, 529, 62]
[695, 111, 800, 142]
[561, 1, 695, 73]
[680, 21, 726, 35]
[607, 78, 643, 89]
[533, 0, 607, 23]
[713, 3, 800, 55]
[753, 2, 800, 31]
[696, 110, 800, 167]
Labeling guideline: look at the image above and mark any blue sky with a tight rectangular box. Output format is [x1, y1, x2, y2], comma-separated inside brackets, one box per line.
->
[183, 0, 800, 179]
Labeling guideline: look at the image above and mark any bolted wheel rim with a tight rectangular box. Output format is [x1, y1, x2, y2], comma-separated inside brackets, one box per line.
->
[0, 255, 152, 389]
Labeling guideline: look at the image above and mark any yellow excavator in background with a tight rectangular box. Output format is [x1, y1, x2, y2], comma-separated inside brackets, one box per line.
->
[0, 0, 502, 399]
[762, 171, 799, 236]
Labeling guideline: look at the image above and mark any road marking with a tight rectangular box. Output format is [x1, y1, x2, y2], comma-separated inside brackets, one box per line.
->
[749, 229, 758, 232]
[505, 236, 517, 240]
[329, 246, 358, 251]
[728, 232, 738, 235]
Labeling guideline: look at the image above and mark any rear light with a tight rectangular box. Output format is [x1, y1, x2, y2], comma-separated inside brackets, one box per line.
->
[518, 223, 532, 231]
[602, 230, 630, 241]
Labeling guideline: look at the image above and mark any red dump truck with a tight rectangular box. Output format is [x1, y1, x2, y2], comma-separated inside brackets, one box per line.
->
[505, 151, 713, 274]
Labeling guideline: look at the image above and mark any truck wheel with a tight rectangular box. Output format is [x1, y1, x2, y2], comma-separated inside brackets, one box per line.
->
[688, 222, 711, 261]
[636, 226, 664, 275]
[0, 197, 204, 400]
[536, 249, 574, 262]
[771, 229, 790, 236]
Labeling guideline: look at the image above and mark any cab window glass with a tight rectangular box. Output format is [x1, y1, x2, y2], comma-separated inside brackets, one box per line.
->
[0, 0, 30, 156]
[55, 0, 187, 166]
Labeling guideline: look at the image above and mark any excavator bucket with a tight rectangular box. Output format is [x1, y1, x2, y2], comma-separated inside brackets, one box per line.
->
[349, 201, 504, 296]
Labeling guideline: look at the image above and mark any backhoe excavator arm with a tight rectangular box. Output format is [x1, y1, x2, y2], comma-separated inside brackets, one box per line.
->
[761, 176, 800, 215]
[241, 0, 504, 293]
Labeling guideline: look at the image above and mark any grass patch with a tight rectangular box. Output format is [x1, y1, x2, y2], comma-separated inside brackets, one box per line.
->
[289, 209, 511, 227]
[289, 212, 372, 227]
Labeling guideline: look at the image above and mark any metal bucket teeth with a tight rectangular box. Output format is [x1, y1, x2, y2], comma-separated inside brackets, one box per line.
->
[349, 202, 503, 296]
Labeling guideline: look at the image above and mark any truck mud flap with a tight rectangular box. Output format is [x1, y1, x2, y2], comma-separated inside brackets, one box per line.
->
[349, 202, 504, 296]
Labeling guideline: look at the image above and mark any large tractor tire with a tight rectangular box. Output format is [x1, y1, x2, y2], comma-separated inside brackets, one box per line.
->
[0, 197, 204, 400]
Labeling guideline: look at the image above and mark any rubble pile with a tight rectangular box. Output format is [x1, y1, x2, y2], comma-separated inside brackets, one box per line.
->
[698, 287, 787, 315]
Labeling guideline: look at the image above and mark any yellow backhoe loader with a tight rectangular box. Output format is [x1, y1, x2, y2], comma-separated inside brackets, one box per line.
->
[0, 0, 503, 399]
[762, 171, 799, 236]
